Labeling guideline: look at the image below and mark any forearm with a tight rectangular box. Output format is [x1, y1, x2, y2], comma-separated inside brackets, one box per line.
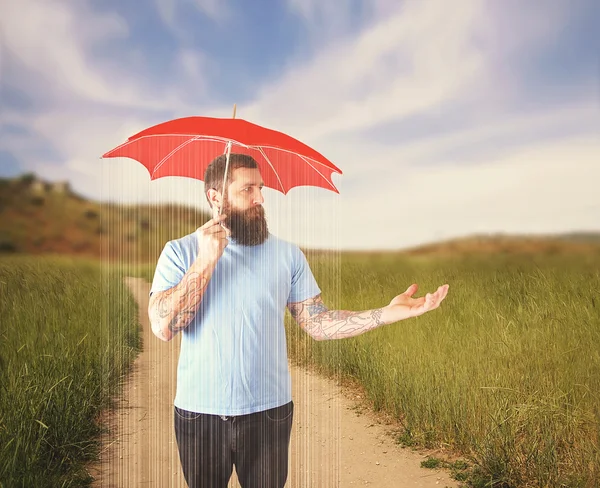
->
[303, 308, 389, 341]
[149, 259, 216, 342]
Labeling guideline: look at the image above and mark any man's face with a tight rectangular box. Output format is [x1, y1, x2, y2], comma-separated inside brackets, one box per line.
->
[220, 167, 269, 246]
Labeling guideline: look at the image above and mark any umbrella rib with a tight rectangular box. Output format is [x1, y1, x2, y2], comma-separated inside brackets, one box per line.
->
[103, 137, 134, 155]
[151, 135, 250, 176]
[137, 133, 246, 146]
[254, 145, 342, 174]
[256, 147, 285, 193]
[153, 136, 201, 176]
[296, 154, 338, 192]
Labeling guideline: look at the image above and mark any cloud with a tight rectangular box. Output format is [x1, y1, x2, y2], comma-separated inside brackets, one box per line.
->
[0, 0, 178, 111]
[233, 1, 593, 178]
[0, 0, 218, 194]
[155, 0, 177, 28]
[155, 0, 231, 34]
[241, 0, 585, 148]
[242, 1, 488, 143]
[286, 0, 363, 41]
[225, 0, 598, 249]
[169, 49, 211, 103]
[191, 0, 228, 21]
[345, 101, 599, 175]
[329, 134, 600, 250]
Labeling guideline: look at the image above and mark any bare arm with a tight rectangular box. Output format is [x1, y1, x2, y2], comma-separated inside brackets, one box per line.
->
[288, 283, 449, 341]
[148, 259, 217, 342]
[288, 295, 386, 341]
[148, 214, 230, 342]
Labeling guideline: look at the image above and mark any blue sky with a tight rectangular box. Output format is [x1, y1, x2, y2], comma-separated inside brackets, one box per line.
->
[0, 0, 598, 250]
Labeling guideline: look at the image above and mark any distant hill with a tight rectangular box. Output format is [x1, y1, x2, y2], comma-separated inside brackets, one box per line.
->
[400, 232, 600, 256]
[1, 173, 598, 262]
[552, 232, 600, 244]
[0, 173, 211, 263]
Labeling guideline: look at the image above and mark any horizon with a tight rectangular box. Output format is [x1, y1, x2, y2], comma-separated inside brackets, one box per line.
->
[4, 170, 598, 254]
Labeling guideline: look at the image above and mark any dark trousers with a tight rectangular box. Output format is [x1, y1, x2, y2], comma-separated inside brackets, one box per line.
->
[174, 401, 294, 488]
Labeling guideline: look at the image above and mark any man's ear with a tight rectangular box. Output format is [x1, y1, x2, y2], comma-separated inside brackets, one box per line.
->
[207, 188, 222, 210]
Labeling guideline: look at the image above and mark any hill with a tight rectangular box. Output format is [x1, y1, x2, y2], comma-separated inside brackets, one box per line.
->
[0, 173, 211, 263]
[1, 173, 598, 262]
[400, 232, 600, 256]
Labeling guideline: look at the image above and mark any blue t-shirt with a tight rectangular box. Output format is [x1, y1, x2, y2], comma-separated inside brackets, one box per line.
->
[150, 231, 321, 416]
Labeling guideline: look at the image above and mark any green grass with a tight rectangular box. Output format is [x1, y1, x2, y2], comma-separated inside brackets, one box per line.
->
[285, 252, 600, 487]
[0, 256, 141, 487]
[115, 250, 600, 487]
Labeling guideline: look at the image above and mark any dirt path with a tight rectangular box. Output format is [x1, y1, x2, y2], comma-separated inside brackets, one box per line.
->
[89, 277, 459, 487]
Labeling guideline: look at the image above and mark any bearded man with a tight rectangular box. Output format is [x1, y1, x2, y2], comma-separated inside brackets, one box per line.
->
[148, 153, 449, 488]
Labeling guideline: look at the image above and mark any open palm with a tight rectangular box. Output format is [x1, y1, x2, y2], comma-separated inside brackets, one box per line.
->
[383, 283, 449, 322]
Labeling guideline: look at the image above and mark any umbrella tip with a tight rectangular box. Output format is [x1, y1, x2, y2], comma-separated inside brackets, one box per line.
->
[232, 103, 237, 119]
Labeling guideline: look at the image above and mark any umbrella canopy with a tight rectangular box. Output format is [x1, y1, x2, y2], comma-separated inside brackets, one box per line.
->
[101, 115, 342, 195]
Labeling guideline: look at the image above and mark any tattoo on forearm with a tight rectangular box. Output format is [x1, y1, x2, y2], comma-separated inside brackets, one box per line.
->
[305, 308, 386, 339]
[289, 294, 386, 340]
[156, 272, 208, 334]
[371, 308, 384, 325]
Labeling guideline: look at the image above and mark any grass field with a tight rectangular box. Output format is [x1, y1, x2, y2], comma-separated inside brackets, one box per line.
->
[0, 256, 141, 487]
[283, 251, 600, 487]
[2, 249, 598, 487]
[134, 249, 600, 486]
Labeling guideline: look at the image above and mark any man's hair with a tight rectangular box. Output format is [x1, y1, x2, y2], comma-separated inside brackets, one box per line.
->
[204, 153, 259, 207]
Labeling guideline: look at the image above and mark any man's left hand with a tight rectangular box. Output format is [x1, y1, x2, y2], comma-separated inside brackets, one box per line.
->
[381, 283, 449, 323]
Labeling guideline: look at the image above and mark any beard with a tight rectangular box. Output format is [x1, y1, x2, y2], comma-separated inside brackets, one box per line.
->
[222, 202, 269, 246]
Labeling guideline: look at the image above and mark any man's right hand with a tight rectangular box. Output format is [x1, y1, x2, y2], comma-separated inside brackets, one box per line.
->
[195, 213, 230, 265]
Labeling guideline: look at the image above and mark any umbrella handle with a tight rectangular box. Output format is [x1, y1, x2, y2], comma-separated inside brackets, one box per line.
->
[220, 141, 232, 217]
[218, 104, 237, 218]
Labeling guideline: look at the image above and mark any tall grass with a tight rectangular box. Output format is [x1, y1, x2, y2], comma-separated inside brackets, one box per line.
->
[133, 250, 600, 486]
[0, 256, 141, 487]
[286, 252, 600, 487]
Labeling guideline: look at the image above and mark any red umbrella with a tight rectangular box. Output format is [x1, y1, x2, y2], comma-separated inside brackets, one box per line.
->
[101, 105, 342, 199]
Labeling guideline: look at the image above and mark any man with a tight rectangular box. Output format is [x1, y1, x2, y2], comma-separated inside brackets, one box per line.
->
[148, 153, 449, 488]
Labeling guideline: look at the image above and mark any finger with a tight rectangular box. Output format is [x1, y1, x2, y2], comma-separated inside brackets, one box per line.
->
[205, 226, 228, 237]
[201, 214, 228, 229]
[417, 285, 448, 314]
[432, 287, 444, 304]
[219, 220, 232, 236]
[432, 285, 448, 307]
[437, 284, 449, 303]
[430, 291, 442, 309]
[221, 223, 231, 237]
[213, 213, 228, 225]
[404, 283, 418, 297]
[199, 219, 218, 231]
[218, 226, 230, 239]
[209, 232, 228, 243]
[200, 225, 220, 235]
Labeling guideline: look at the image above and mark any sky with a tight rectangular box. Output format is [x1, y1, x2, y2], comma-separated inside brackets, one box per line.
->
[0, 0, 598, 250]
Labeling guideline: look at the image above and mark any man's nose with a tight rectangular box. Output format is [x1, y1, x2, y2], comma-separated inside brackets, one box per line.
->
[253, 189, 264, 205]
